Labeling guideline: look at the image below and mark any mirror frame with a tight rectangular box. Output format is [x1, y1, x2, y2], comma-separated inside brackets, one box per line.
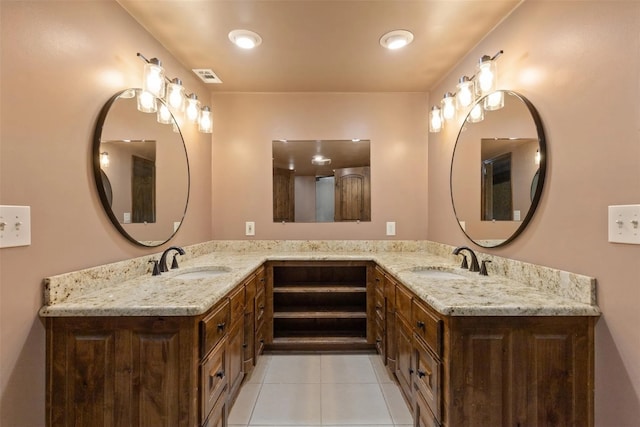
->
[450, 90, 547, 248]
[92, 89, 190, 247]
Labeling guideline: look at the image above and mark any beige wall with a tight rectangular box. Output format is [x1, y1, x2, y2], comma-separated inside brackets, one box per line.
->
[428, 2, 640, 425]
[210, 92, 429, 239]
[0, 2, 213, 425]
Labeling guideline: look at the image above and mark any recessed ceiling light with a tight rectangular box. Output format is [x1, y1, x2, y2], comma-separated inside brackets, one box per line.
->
[228, 29, 262, 49]
[379, 30, 414, 50]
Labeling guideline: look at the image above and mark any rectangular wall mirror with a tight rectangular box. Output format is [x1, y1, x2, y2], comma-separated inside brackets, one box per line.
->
[272, 139, 371, 223]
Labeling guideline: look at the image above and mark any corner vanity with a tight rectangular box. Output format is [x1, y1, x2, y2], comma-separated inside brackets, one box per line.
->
[40, 241, 599, 427]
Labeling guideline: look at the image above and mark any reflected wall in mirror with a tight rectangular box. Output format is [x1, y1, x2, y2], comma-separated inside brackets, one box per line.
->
[93, 89, 190, 246]
[272, 139, 371, 222]
[451, 90, 546, 248]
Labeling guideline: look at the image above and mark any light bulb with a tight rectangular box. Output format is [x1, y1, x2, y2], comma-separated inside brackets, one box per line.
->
[484, 91, 504, 111]
[199, 106, 213, 133]
[185, 93, 200, 123]
[100, 152, 109, 168]
[456, 76, 474, 109]
[468, 103, 484, 123]
[142, 58, 165, 98]
[441, 93, 456, 121]
[475, 55, 497, 96]
[136, 90, 157, 113]
[429, 106, 443, 133]
[535, 149, 541, 165]
[166, 78, 185, 111]
[157, 102, 173, 124]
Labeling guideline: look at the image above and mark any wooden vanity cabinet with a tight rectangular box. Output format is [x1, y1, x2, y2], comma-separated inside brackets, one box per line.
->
[395, 284, 414, 409]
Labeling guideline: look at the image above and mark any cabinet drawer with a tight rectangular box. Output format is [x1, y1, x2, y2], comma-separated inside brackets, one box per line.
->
[395, 285, 412, 322]
[245, 277, 257, 309]
[200, 340, 227, 424]
[255, 288, 266, 328]
[414, 339, 441, 421]
[229, 286, 245, 326]
[412, 300, 442, 355]
[201, 300, 230, 358]
[374, 317, 385, 356]
[255, 320, 266, 356]
[415, 388, 441, 427]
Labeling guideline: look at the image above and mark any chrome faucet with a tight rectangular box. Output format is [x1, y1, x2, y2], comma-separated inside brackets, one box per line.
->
[159, 246, 185, 273]
[452, 246, 480, 272]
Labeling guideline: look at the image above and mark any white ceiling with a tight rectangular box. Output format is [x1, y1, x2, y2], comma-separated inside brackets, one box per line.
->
[117, 0, 521, 92]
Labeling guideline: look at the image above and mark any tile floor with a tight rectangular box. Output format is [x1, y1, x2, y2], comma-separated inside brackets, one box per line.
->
[228, 353, 413, 427]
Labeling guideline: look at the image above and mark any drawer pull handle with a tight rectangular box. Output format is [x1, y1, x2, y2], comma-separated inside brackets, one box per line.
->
[375, 304, 383, 310]
[217, 322, 226, 331]
[259, 305, 265, 310]
[214, 370, 224, 379]
[376, 338, 382, 343]
[416, 321, 425, 329]
[242, 343, 248, 348]
[409, 368, 414, 375]
[417, 370, 427, 378]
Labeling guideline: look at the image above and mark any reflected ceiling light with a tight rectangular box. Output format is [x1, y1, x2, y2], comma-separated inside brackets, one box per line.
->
[157, 102, 173, 124]
[484, 90, 504, 111]
[311, 155, 331, 166]
[229, 29, 262, 49]
[429, 106, 443, 133]
[136, 89, 157, 113]
[352, 138, 361, 142]
[467, 103, 484, 123]
[100, 152, 109, 168]
[379, 30, 414, 50]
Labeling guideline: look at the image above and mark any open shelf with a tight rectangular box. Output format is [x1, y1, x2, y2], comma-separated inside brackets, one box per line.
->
[270, 263, 370, 351]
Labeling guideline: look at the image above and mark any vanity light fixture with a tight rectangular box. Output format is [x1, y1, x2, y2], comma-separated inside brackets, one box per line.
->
[379, 30, 414, 50]
[228, 29, 262, 49]
[428, 50, 503, 133]
[535, 149, 541, 165]
[429, 106, 443, 133]
[136, 52, 213, 134]
[198, 106, 213, 133]
[100, 152, 110, 168]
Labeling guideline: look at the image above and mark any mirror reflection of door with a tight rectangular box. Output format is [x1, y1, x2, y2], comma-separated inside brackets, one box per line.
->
[131, 155, 156, 223]
[273, 167, 295, 222]
[334, 166, 371, 221]
[482, 153, 512, 220]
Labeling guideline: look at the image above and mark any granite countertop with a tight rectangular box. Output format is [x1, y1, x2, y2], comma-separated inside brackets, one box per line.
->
[39, 242, 601, 318]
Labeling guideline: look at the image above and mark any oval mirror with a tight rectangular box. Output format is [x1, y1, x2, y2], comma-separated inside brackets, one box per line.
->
[450, 90, 546, 248]
[93, 89, 190, 247]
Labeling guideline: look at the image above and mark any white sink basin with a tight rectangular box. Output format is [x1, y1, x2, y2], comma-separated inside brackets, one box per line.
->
[408, 267, 468, 280]
[171, 267, 231, 280]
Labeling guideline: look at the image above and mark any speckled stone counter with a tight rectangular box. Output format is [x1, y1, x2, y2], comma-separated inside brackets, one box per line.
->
[39, 240, 600, 318]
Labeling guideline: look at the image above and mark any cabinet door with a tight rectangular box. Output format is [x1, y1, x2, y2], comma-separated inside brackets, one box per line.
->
[384, 277, 397, 372]
[243, 310, 255, 374]
[334, 166, 370, 221]
[226, 320, 244, 407]
[395, 316, 413, 409]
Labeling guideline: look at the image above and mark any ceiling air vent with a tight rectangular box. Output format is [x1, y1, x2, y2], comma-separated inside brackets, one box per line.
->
[192, 69, 223, 84]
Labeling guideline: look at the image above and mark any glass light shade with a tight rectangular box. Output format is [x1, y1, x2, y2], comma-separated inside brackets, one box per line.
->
[475, 55, 497, 96]
[199, 106, 213, 133]
[100, 152, 109, 168]
[484, 91, 504, 111]
[429, 106, 443, 133]
[456, 76, 475, 109]
[535, 149, 541, 165]
[185, 94, 200, 123]
[157, 103, 173, 124]
[143, 59, 165, 98]
[441, 93, 456, 121]
[166, 78, 185, 111]
[136, 90, 157, 113]
[467, 103, 485, 123]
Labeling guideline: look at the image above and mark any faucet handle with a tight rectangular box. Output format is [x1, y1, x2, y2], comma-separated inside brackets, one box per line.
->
[148, 259, 161, 276]
[460, 254, 469, 269]
[479, 260, 492, 276]
[171, 254, 180, 269]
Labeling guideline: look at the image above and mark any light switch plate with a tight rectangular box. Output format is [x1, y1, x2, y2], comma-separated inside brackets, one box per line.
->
[245, 221, 255, 236]
[608, 204, 640, 244]
[386, 221, 396, 236]
[0, 205, 31, 248]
